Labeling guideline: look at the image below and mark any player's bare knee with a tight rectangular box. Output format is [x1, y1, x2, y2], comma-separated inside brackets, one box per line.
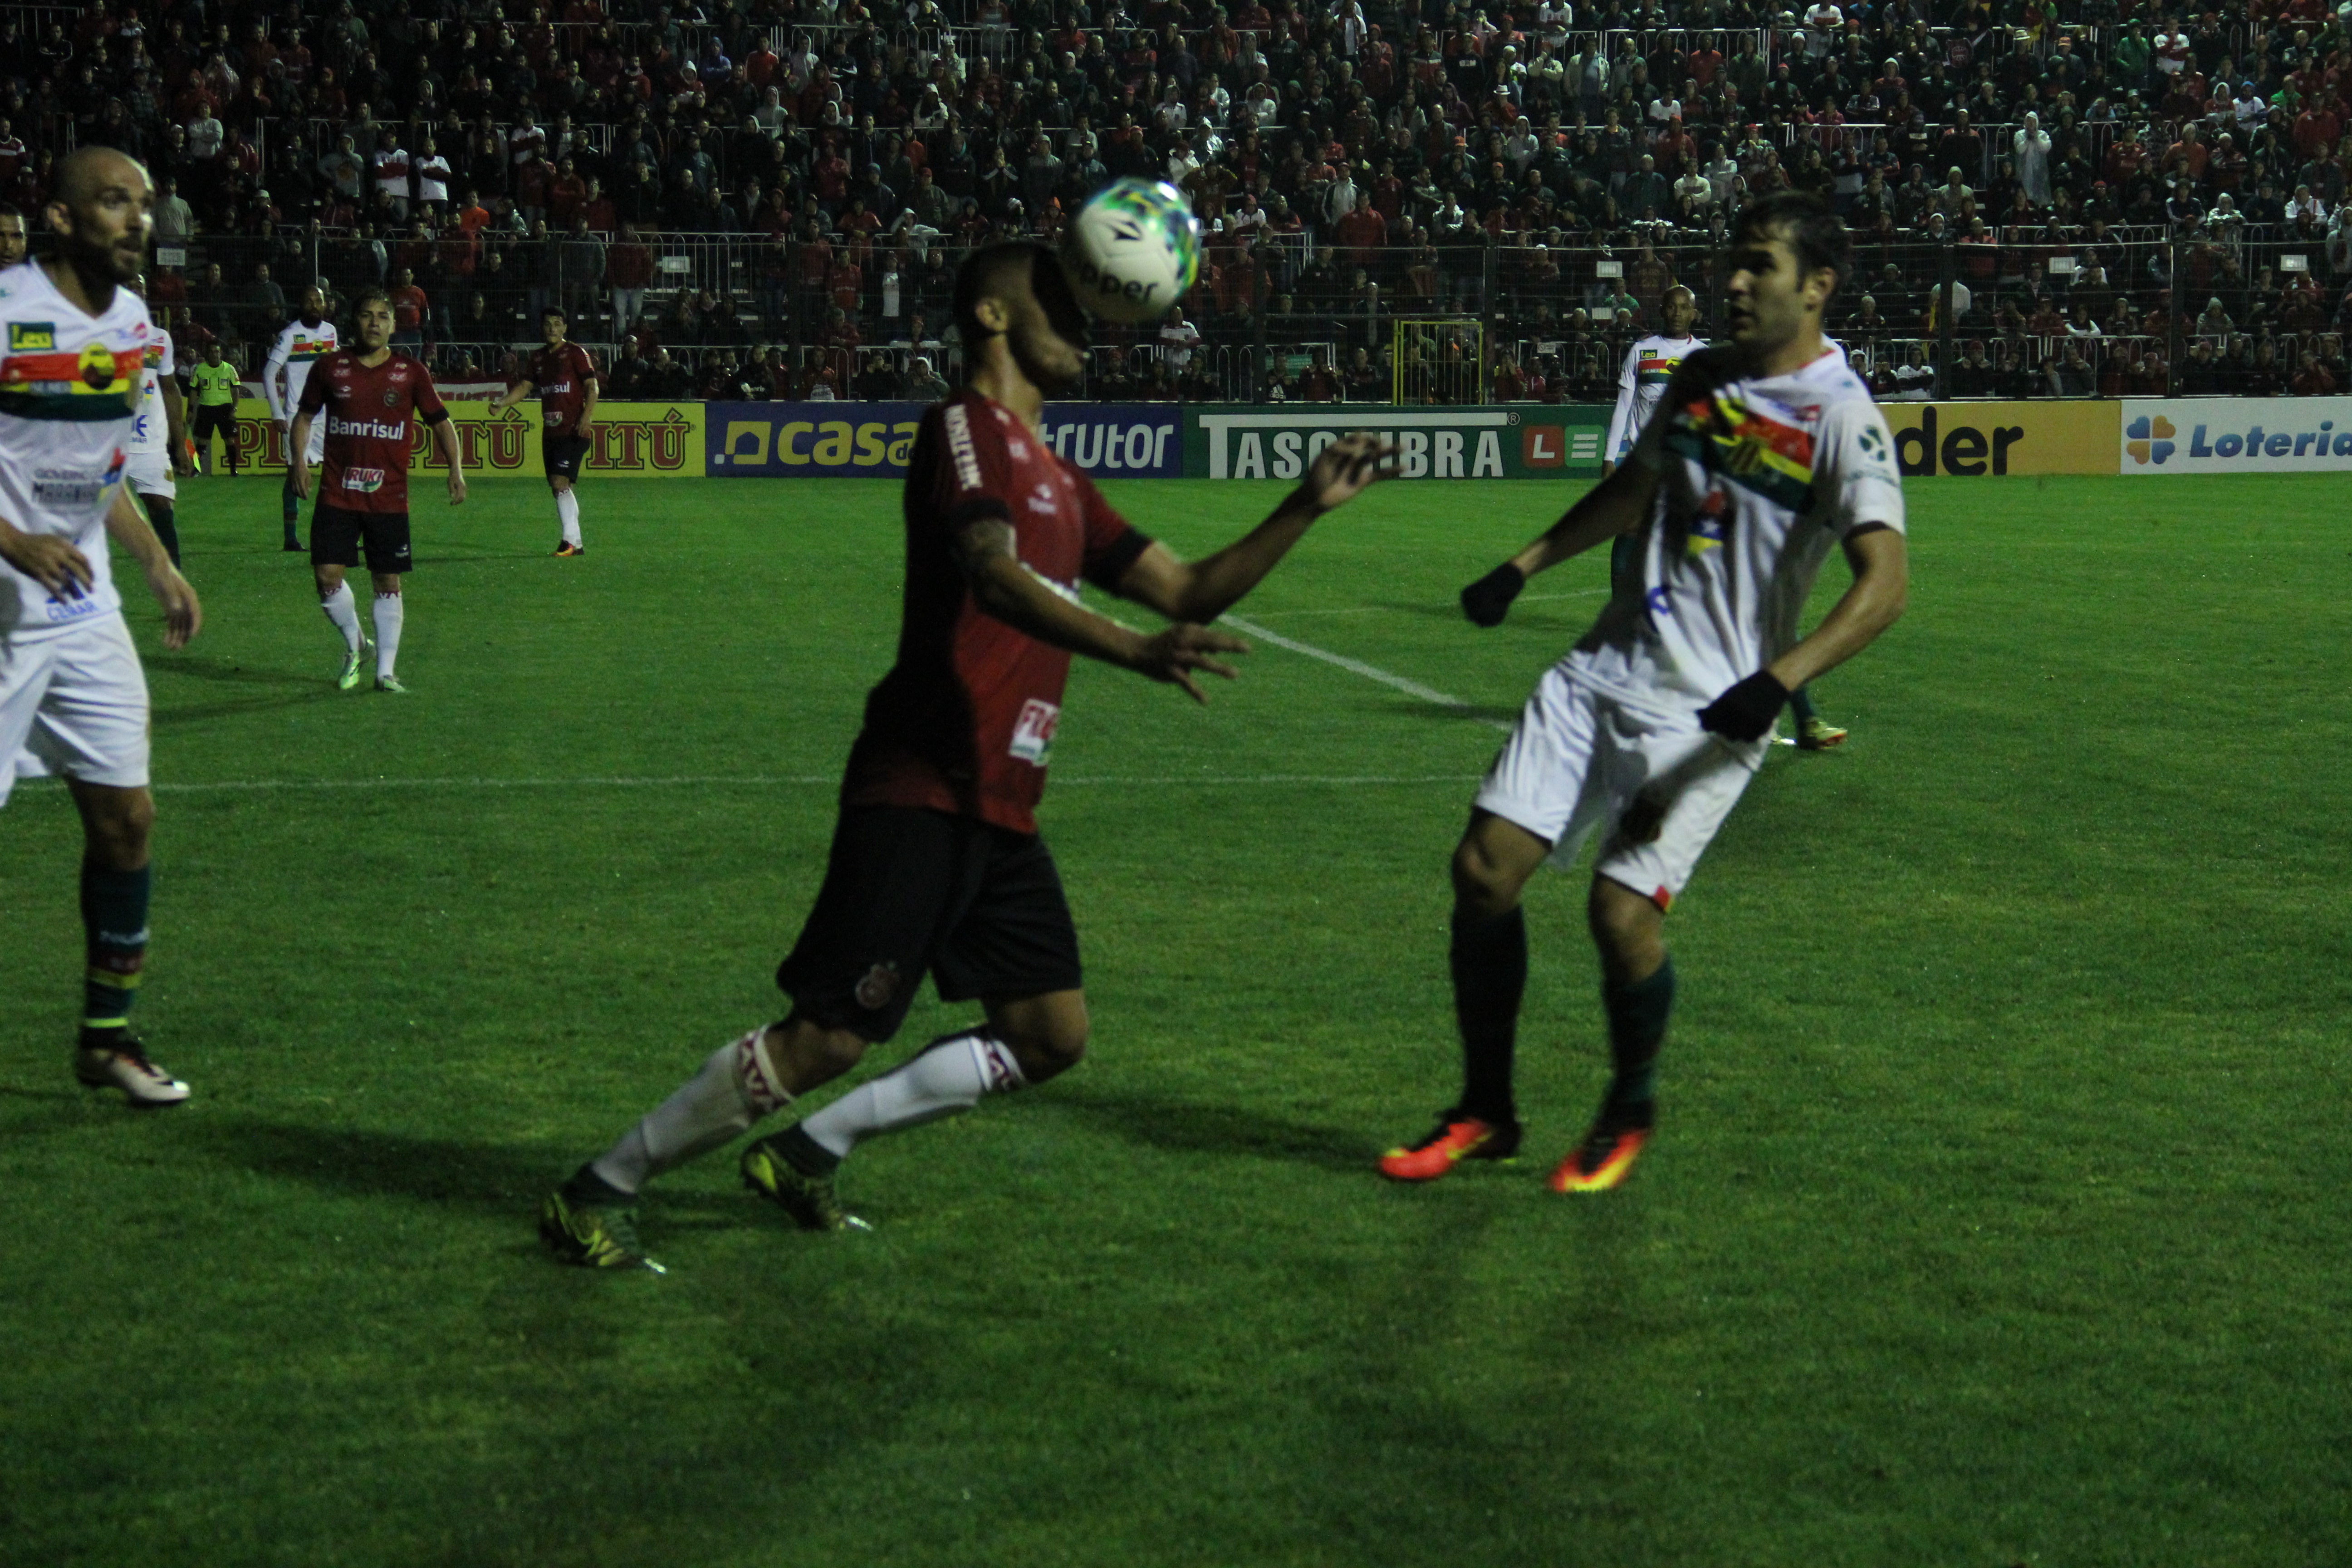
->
[1588, 879, 1666, 977]
[1451, 834, 1530, 917]
[1010, 1023, 1087, 1080]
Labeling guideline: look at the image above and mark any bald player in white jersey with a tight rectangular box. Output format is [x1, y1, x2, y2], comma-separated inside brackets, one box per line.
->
[264, 288, 337, 550]
[1383, 191, 1908, 1196]
[0, 148, 203, 1106]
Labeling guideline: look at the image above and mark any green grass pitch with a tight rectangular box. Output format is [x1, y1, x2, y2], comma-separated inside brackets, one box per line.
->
[3, 470, 2348, 1566]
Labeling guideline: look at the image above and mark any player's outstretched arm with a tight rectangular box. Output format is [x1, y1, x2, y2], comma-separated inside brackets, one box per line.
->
[430, 415, 467, 504]
[955, 512, 1245, 704]
[1460, 458, 1661, 627]
[1112, 431, 1398, 624]
[488, 377, 533, 414]
[103, 485, 201, 650]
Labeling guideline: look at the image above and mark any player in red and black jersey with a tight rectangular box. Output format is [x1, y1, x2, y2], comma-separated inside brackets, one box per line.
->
[290, 288, 466, 693]
[541, 241, 1400, 1270]
[490, 306, 599, 556]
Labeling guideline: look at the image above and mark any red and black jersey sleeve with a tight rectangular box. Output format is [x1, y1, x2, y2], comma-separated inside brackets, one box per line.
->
[571, 343, 602, 390]
[409, 358, 449, 423]
[1067, 465, 1154, 593]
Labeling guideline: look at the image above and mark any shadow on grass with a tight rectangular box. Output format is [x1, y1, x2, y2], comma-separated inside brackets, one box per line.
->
[145, 653, 345, 725]
[1044, 1085, 1377, 1173]
[1385, 698, 1523, 724]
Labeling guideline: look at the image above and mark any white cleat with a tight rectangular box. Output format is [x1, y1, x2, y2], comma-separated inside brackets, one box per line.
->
[74, 1039, 192, 1107]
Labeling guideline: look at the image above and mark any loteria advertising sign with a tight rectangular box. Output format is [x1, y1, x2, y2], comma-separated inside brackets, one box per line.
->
[2118, 398, 2352, 473]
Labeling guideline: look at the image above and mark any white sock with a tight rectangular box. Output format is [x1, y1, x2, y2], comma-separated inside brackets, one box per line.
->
[372, 592, 404, 678]
[798, 1030, 1027, 1160]
[554, 488, 582, 546]
[320, 583, 362, 652]
[592, 1028, 792, 1195]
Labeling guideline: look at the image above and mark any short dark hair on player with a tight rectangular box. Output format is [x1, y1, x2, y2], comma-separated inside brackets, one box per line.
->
[541, 304, 565, 322]
[349, 286, 392, 316]
[953, 241, 1054, 346]
[1735, 190, 1851, 295]
[0, 202, 21, 220]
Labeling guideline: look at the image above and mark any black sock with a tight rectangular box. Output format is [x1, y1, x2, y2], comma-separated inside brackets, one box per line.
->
[1451, 905, 1527, 1125]
[560, 1161, 634, 1207]
[281, 477, 300, 533]
[772, 1122, 843, 1176]
[1789, 685, 1818, 726]
[147, 498, 181, 567]
[81, 862, 153, 1034]
[1601, 956, 1675, 1111]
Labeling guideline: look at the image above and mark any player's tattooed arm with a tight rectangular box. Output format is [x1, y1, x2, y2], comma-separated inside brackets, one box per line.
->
[287, 411, 317, 497]
[951, 506, 1246, 704]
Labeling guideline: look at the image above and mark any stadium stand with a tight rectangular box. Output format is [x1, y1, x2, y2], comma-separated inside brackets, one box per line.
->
[7, 0, 2347, 400]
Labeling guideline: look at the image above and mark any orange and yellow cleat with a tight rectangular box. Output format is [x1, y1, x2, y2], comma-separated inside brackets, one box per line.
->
[1549, 1103, 1654, 1193]
[1378, 1112, 1521, 1182]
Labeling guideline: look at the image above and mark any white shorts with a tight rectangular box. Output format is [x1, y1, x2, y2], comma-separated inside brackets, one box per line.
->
[128, 453, 177, 500]
[0, 614, 152, 808]
[281, 415, 325, 466]
[1474, 663, 1765, 910]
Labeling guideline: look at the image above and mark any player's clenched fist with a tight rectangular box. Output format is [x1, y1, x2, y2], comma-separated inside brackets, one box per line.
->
[1131, 623, 1249, 704]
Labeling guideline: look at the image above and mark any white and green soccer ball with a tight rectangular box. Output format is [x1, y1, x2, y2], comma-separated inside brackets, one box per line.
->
[1061, 178, 1202, 324]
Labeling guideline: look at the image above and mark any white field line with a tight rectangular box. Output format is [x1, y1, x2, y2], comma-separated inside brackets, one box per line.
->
[1220, 613, 1514, 732]
[117, 772, 1481, 796]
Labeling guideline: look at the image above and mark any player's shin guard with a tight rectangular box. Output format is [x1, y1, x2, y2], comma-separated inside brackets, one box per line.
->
[589, 1028, 793, 1196]
[1602, 956, 1675, 1109]
[372, 592, 403, 679]
[80, 862, 153, 1035]
[1450, 906, 1527, 1125]
[554, 488, 582, 547]
[146, 498, 181, 568]
[782, 1030, 1028, 1171]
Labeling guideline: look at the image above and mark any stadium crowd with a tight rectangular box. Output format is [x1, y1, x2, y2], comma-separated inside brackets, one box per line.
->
[5, 0, 2350, 401]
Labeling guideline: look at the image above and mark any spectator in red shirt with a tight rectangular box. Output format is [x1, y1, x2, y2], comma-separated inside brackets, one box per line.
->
[1333, 190, 1387, 266]
[389, 268, 430, 348]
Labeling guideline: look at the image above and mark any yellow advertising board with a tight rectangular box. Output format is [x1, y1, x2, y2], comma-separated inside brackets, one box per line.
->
[1875, 399, 2118, 476]
[215, 398, 705, 478]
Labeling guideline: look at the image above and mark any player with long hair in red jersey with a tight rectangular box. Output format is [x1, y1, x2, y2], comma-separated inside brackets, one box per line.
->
[541, 241, 1399, 1271]
[289, 289, 466, 693]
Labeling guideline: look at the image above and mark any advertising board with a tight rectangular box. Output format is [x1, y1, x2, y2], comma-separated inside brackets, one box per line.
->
[218, 398, 705, 478]
[2117, 398, 2352, 474]
[705, 402, 1184, 478]
[1185, 405, 1614, 479]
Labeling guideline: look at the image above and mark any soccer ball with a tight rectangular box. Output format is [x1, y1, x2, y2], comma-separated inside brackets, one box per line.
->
[1060, 178, 1202, 324]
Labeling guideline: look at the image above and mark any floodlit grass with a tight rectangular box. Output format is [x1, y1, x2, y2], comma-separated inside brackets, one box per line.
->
[3, 470, 2347, 1567]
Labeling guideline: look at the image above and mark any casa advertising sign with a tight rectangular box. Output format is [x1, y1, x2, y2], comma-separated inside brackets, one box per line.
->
[706, 402, 1183, 477]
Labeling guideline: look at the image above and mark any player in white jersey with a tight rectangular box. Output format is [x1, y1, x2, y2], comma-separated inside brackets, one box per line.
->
[0, 148, 204, 1106]
[1384, 191, 1908, 1195]
[124, 276, 191, 565]
[1602, 284, 1703, 476]
[264, 287, 337, 551]
[1604, 285, 1851, 750]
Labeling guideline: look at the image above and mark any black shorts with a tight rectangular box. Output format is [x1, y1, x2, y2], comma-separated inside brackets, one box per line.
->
[192, 404, 235, 443]
[544, 432, 589, 484]
[777, 805, 1083, 1042]
[312, 503, 414, 573]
